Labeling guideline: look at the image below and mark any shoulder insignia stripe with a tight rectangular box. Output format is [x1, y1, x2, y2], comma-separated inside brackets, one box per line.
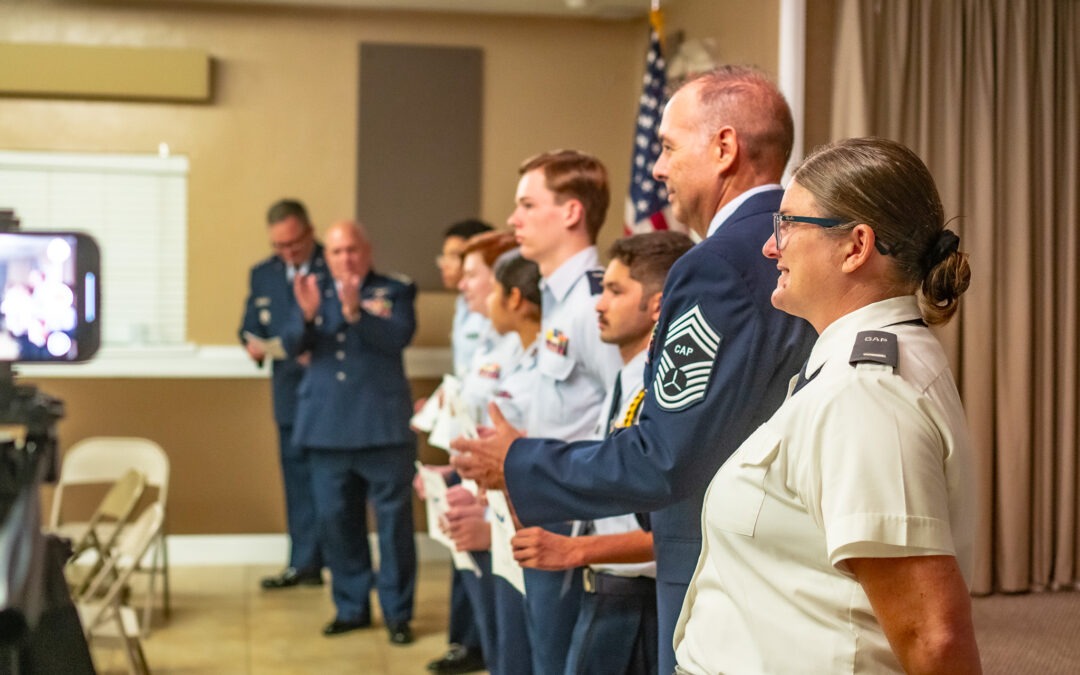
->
[849, 330, 899, 368]
[586, 268, 604, 295]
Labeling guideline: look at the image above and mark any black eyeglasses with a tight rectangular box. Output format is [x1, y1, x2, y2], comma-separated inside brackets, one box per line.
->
[271, 229, 312, 252]
[771, 213, 892, 255]
[772, 213, 845, 250]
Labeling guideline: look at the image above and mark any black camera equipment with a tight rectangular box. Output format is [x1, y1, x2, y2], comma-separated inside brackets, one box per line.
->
[0, 209, 94, 674]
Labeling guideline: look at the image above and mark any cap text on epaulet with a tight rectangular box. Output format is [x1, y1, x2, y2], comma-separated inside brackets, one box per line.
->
[849, 330, 898, 368]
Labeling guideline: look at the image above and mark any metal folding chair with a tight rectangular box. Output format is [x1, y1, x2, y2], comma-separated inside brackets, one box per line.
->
[77, 503, 164, 675]
[49, 436, 172, 631]
[63, 469, 147, 598]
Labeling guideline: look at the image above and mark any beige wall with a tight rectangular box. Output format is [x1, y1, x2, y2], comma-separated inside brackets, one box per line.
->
[665, 0, 780, 76]
[35, 377, 447, 535]
[4, 0, 784, 534]
[0, 0, 648, 347]
[804, 0, 839, 153]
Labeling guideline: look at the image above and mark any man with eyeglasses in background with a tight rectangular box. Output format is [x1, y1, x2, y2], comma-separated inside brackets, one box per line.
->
[240, 198, 327, 591]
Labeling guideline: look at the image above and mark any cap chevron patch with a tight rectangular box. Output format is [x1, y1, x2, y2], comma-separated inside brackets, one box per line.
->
[653, 305, 721, 411]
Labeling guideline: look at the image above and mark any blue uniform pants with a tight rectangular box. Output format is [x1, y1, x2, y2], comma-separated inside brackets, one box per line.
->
[564, 581, 657, 675]
[458, 552, 497, 663]
[657, 579, 689, 675]
[277, 423, 322, 573]
[523, 521, 583, 675]
[493, 575, 532, 675]
[447, 568, 481, 649]
[308, 443, 416, 623]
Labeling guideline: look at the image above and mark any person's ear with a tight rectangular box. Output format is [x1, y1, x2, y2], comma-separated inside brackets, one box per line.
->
[713, 125, 738, 175]
[507, 287, 524, 311]
[647, 292, 663, 323]
[840, 224, 877, 273]
[562, 198, 585, 231]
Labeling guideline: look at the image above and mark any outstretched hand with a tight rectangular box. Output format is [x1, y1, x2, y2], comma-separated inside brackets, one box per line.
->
[450, 402, 524, 490]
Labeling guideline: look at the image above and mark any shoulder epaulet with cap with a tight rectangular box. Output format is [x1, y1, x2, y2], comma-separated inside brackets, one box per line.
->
[586, 269, 604, 296]
[849, 330, 898, 368]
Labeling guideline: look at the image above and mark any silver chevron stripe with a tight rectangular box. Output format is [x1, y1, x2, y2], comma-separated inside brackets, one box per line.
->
[654, 305, 720, 410]
[665, 305, 721, 351]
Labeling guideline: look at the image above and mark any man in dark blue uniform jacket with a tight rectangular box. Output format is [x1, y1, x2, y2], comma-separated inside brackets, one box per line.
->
[284, 219, 418, 645]
[453, 66, 817, 674]
[239, 199, 326, 590]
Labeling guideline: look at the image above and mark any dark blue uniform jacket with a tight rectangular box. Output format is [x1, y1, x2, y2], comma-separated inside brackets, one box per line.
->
[239, 244, 327, 426]
[283, 270, 417, 450]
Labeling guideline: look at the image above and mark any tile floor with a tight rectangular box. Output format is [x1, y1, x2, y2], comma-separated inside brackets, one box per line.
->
[88, 559, 1077, 674]
[88, 561, 475, 674]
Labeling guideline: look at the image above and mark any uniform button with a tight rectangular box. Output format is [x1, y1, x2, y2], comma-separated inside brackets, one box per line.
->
[324, 288, 334, 298]
[336, 350, 345, 361]
[336, 333, 346, 343]
[314, 316, 323, 327]
[336, 372, 346, 382]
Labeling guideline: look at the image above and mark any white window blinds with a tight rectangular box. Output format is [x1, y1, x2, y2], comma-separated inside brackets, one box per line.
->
[0, 150, 187, 346]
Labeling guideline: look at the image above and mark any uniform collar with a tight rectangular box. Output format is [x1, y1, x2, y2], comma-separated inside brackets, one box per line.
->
[453, 294, 470, 324]
[308, 245, 325, 271]
[804, 295, 922, 376]
[540, 246, 599, 303]
[619, 349, 648, 392]
[706, 184, 784, 238]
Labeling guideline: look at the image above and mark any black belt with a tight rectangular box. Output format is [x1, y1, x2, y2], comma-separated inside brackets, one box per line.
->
[582, 568, 656, 596]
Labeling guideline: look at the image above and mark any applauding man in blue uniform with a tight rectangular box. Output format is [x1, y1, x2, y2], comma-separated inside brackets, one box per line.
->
[240, 199, 326, 591]
[284, 220, 418, 645]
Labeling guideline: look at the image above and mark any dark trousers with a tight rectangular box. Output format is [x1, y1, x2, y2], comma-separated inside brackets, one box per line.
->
[277, 423, 322, 573]
[657, 579, 689, 675]
[458, 551, 497, 663]
[564, 578, 658, 675]
[523, 522, 583, 675]
[492, 575, 532, 675]
[447, 567, 481, 649]
[308, 443, 416, 623]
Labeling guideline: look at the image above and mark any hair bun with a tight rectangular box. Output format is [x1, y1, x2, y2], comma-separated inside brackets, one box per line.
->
[924, 229, 960, 271]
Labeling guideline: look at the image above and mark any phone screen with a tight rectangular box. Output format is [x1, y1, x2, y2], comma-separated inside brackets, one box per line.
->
[0, 232, 101, 362]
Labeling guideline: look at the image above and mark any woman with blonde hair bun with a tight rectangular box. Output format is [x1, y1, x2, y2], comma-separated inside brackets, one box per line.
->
[674, 137, 981, 674]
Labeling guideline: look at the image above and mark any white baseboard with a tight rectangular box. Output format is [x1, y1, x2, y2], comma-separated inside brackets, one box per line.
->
[164, 533, 451, 566]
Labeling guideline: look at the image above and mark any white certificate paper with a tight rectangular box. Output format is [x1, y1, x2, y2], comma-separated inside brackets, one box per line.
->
[242, 331, 287, 360]
[486, 489, 525, 594]
[410, 375, 462, 432]
[427, 390, 478, 452]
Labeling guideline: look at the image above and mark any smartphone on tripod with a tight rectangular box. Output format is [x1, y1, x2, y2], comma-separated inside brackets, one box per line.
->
[0, 231, 101, 363]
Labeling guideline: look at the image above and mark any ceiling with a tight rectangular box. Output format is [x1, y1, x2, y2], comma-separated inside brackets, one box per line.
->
[167, 0, 651, 20]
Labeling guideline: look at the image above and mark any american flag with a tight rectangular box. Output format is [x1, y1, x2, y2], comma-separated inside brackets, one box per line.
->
[624, 9, 682, 236]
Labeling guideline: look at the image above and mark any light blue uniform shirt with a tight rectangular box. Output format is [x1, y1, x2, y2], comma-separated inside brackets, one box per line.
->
[460, 327, 522, 425]
[589, 349, 656, 579]
[452, 294, 489, 379]
[493, 337, 541, 430]
[528, 246, 622, 441]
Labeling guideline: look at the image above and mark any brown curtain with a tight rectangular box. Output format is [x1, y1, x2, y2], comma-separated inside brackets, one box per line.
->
[829, 0, 1080, 594]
